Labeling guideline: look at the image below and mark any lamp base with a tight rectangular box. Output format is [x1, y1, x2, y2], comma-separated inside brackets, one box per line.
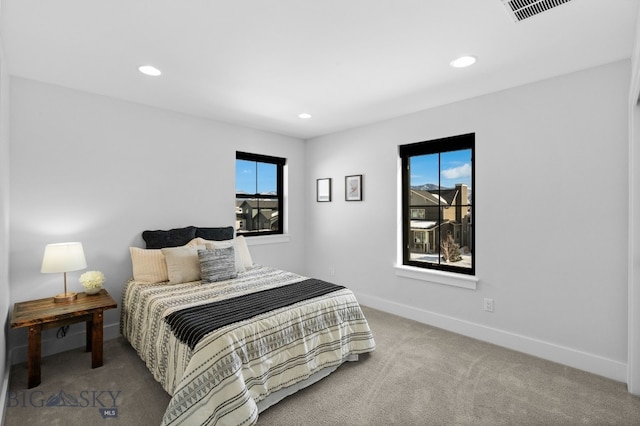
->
[54, 292, 77, 303]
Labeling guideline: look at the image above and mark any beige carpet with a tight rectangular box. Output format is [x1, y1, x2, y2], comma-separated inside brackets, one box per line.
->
[4, 306, 640, 425]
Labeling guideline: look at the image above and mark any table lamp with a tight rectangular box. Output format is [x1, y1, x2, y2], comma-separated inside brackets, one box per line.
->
[41, 242, 87, 303]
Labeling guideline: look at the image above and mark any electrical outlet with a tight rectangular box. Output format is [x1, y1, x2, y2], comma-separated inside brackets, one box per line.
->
[484, 298, 494, 312]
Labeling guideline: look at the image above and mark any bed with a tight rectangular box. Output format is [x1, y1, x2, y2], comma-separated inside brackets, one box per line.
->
[121, 226, 376, 425]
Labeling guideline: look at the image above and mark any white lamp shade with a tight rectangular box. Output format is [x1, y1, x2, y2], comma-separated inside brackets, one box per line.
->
[41, 242, 87, 273]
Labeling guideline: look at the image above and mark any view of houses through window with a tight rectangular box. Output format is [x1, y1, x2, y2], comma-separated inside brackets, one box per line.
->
[400, 134, 474, 275]
[235, 152, 285, 236]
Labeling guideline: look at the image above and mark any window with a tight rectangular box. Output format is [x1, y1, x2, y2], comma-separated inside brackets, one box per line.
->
[400, 133, 474, 275]
[235, 151, 286, 236]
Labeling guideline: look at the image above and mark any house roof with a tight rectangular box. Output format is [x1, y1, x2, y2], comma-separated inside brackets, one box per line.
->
[411, 190, 448, 206]
[410, 221, 437, 230]
[438, 188, 460, 205]
[237, 200, 279, 209]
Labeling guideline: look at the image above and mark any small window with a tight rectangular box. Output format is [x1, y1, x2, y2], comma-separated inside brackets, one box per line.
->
[235, 151, 286, 236]
[400, 134, 474, 275]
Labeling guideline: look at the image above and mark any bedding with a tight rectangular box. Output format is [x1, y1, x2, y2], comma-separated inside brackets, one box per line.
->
[121, 263, 376, 426]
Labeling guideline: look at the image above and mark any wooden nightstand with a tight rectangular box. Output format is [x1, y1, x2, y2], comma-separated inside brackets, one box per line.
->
[11, 289, 117, 388]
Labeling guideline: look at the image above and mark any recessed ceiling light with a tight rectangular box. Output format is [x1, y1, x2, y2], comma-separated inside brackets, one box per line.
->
[450, 56, 477, 68]
[298, 113, 312, 119]
[138, 65, 162, 76]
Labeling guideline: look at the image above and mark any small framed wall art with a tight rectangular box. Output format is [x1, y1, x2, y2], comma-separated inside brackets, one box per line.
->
[345, 174, 363, 201]
[316, 178, 331, 202]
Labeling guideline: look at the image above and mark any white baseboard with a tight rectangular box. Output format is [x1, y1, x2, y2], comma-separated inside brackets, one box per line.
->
[9, 322, 121, 366]
[355, 292, 628, 383]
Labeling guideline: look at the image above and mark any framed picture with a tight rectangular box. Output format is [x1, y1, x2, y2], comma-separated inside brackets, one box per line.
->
[316, 178, 331, 202]
[345, 175, 363, 201]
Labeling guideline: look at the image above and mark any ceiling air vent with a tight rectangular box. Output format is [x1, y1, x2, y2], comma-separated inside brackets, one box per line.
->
[500, 0, 573, 22]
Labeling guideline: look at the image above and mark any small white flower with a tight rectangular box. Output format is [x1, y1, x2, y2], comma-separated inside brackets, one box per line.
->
[79, 270, 105, 289]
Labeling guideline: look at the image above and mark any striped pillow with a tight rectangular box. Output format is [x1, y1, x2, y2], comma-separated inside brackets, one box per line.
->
[198, 247, 238, 283]
[129, 247, 168, 284]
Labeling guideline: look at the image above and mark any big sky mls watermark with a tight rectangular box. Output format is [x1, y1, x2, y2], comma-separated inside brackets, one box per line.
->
[7, 389, 120, 418]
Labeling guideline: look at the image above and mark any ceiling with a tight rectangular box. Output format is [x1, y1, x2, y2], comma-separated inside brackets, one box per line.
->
[1, 0, 638, 139]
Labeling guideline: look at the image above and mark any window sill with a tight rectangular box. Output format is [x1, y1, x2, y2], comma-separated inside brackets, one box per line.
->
[394, 264, 478, 290]
[243, 234, 291, 246]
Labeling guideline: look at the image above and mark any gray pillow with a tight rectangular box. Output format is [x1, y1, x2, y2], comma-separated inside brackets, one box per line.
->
[198, 247, 238, 283]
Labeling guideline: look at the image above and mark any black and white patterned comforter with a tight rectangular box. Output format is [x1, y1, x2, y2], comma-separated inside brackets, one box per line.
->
[121, 265, 376, 425]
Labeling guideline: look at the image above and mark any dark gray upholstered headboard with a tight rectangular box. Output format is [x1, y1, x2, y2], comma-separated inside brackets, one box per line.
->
[142, 226, 234, 249]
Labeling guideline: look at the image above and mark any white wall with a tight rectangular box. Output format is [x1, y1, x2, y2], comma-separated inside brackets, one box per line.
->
[628, 8, 640, 395]
[0, 35, 11, 422]
[305, 60, 630, 381]
[8, 77, 306, 362]
[629, 90, 640, 395]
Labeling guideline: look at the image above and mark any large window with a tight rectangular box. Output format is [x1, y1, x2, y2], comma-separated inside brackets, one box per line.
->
[235, 151, 285, 236]
[400, 133, 474, 275]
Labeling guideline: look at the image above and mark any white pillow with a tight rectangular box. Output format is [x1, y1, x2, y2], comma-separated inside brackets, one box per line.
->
[205, 240, 244, 273]
[129, 247, 168, 284]
[161, 245, 205, 284]
[185, 237, 208, 247]
[234, 236, 253, 269]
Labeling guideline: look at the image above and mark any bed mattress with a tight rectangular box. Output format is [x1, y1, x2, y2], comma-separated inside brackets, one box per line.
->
[121, 264, 375, 425]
